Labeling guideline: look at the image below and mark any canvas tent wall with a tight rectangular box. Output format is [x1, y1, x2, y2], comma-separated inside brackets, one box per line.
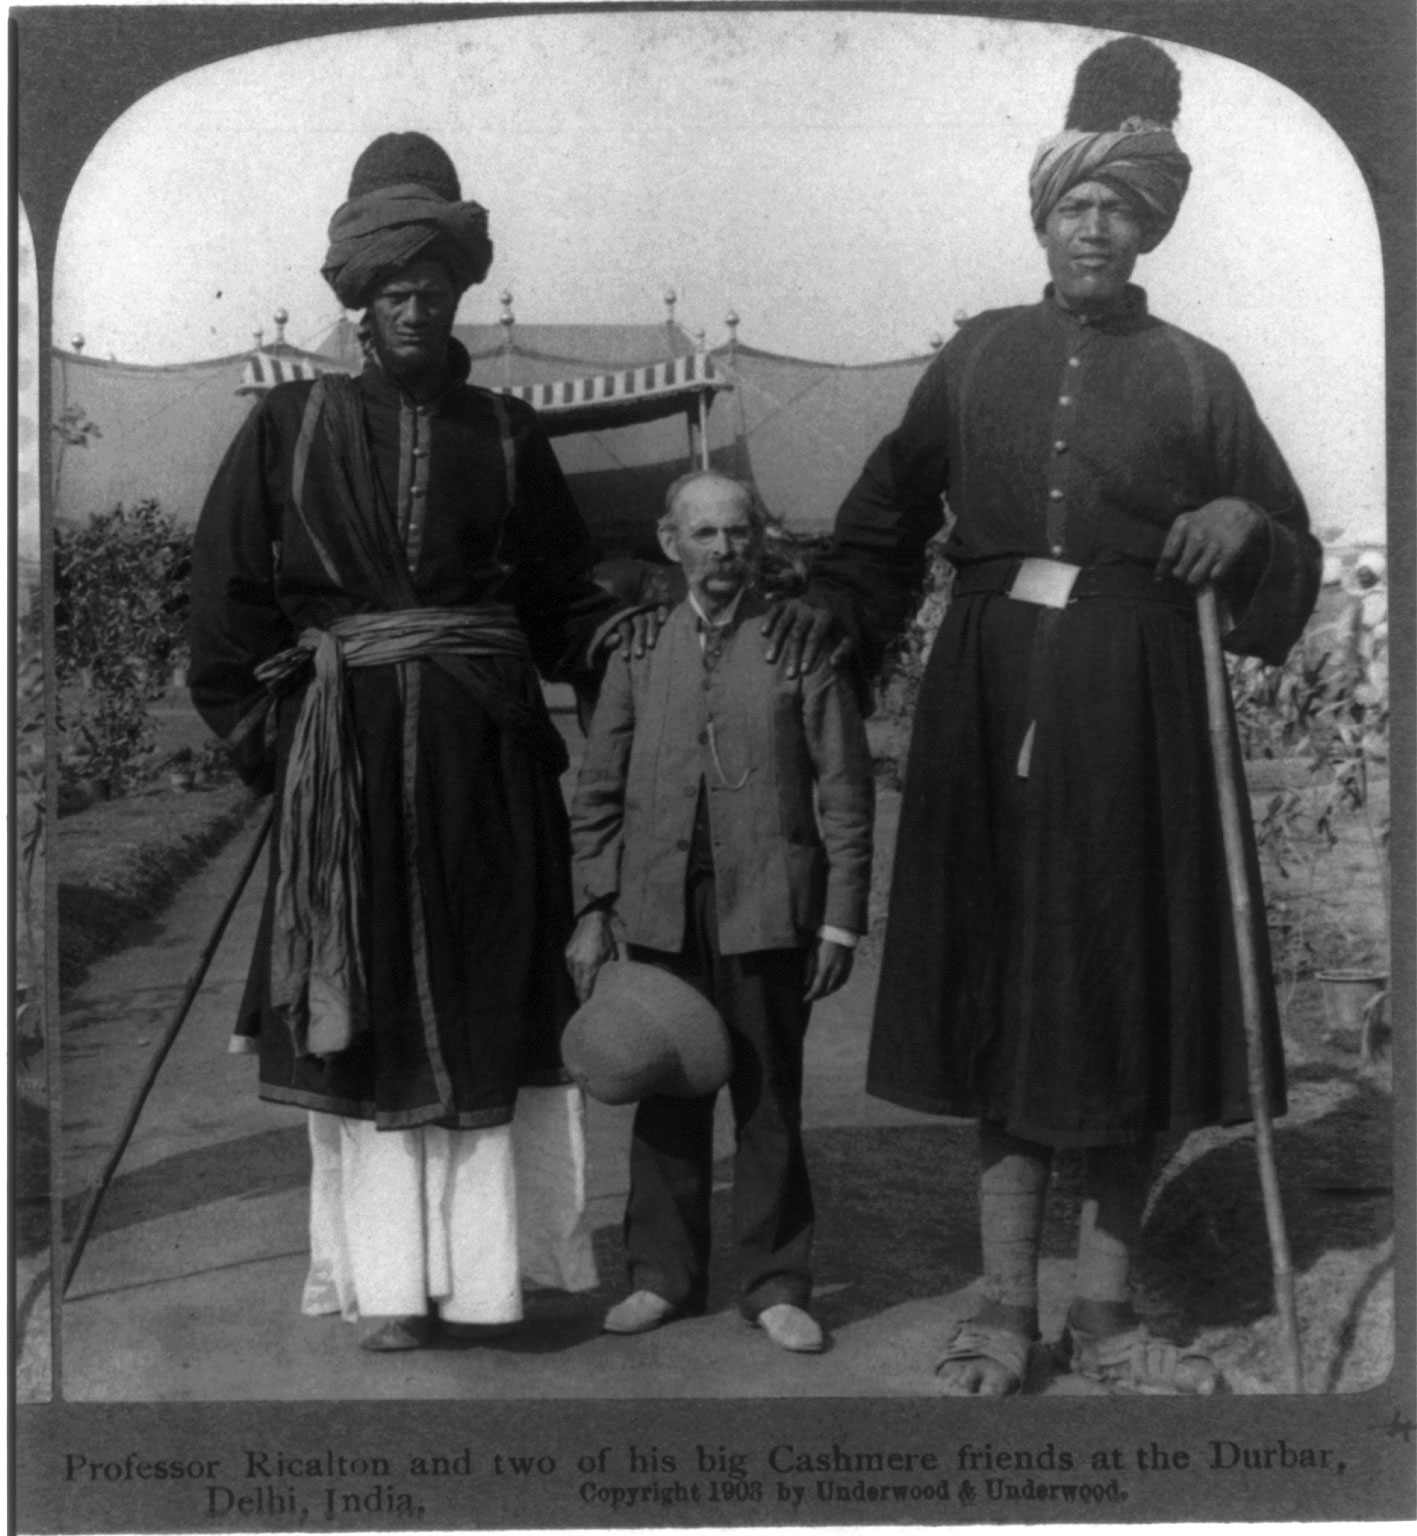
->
[51, 341, 337, 527]
[52, 318, 722, 550]
[49, 313, 936, 557]
[712, 344, 934, 535]
[52, 349, 250, 526]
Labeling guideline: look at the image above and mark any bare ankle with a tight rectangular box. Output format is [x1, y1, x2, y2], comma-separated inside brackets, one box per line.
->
[1068, 1297, 1137, 1338]
[975, 1298, 1039, 1339]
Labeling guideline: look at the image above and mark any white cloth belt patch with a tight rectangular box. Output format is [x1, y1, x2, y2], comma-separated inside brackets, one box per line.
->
[1008, 558, 1082, 608]
[1017, 721, 1037, 778]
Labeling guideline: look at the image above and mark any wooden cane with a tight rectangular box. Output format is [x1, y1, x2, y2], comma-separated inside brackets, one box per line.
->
[61, 802, 274, 1296]
[1196, 585, 1304, 1393]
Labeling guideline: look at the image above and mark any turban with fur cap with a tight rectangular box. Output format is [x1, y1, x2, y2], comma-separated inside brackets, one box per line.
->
[322, 132, 493, 309]
[1028, 37, 1192, 254]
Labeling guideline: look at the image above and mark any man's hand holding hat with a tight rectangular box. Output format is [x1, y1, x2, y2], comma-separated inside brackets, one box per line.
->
[566, 908, 617, 1004]
[559, 952, 732, 1106]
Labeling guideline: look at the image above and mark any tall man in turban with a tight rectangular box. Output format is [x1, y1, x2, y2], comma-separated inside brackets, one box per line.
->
[190, 133, 638, 1351]
[764, 37, 1320, 1393]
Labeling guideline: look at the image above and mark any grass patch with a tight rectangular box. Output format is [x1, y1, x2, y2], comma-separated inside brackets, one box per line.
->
[57, 781, 259, 992]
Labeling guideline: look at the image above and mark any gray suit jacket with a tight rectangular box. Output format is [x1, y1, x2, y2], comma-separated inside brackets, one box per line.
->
[569, 593, 873, 955]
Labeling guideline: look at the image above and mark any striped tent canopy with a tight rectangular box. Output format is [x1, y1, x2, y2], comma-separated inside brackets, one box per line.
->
[497, 350, 726, 438]
[237, 348, 334, 394]
[314, 317, 695, 377]
[253, 322, 724, 440]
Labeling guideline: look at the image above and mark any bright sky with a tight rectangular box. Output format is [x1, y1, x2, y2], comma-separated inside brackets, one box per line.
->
[51, 11, 1386, 542]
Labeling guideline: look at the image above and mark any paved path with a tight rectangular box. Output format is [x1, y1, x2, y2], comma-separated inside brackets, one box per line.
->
[52, 704, 1098, 1401]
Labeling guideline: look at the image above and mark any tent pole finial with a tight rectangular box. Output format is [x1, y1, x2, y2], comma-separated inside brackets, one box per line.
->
[499, 291, 515, 386]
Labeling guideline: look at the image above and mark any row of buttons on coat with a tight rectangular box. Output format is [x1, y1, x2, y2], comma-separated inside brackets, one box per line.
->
[1046, 353, 1084, 558]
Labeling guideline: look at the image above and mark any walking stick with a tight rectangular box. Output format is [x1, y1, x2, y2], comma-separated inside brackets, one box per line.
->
[61, 802, 274, 1296]
[1196, 585, 1304, 1393]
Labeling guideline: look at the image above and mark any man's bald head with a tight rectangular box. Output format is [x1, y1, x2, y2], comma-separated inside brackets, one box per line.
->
[657, 472, 764, 618]
[660, 470, 762, 534]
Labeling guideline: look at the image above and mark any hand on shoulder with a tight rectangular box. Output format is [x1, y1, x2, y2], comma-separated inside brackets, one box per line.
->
[761, 597, 854, 677]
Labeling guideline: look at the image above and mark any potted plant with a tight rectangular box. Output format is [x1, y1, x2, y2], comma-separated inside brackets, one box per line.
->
[197, 736, 234, 785]
[167, 745, 197, 792]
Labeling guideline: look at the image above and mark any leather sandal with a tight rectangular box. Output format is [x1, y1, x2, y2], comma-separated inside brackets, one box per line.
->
[359, 1315, 437, 1352]
[1063, 1323, 1219, 1395]
[934, 1320, 1032, 1395]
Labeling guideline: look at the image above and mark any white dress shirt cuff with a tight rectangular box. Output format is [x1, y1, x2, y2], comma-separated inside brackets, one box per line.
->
[817, 925, 859, 949]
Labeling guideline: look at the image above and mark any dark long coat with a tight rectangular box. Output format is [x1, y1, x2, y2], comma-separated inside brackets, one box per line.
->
[189, 346, 622, 1129]
[806, 287, 1321, 1147]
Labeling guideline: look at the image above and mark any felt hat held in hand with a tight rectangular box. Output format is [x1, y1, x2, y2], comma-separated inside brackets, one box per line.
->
[561, 961, 732, 1104]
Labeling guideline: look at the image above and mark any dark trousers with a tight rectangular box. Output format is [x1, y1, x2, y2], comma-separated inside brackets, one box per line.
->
[626, 871, 813, 1319]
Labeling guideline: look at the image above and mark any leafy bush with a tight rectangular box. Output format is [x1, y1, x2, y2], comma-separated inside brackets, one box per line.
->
[1232, 600, 1391, 988]
[54, 499, 191, 694]
[52, 402, 102, 448]
[15, 647, 45, 1003]
[66, 683, 154, 792]
[759, 524, 828, 600]
[876, 536, 954, 716]
[54, 499, 193, 792]
[196, 736, 238, 784]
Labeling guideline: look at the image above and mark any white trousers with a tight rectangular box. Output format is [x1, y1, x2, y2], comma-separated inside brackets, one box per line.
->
[302, 1086, 597, 1324]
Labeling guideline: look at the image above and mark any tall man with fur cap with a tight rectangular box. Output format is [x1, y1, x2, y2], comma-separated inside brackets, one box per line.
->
[189, 133, 640, 1351]
[765, 37, 1320, 1393]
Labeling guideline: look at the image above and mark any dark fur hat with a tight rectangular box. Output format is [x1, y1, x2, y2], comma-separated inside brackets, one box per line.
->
[1064, 36, 1181, 132]
[348, 132, 462, 201]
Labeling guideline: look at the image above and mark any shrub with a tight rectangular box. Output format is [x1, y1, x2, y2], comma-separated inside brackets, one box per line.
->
[876, 534, 954, 718]
[196, 736, 238, 785]
[759, 524, 828, 600]
[54, 499, 191, 695]
[1230, 599, 1390, 989]
[66, 681, 153, 793]
[15, 647, 45, 1035]
[54, 499, 193, 793]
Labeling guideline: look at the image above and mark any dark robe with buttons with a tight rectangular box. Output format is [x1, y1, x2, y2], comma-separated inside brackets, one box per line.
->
[807, 286, 1321, 1145]
[189, 344, 622, 1129]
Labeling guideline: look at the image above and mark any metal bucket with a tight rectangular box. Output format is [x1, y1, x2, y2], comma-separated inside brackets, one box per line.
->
[1316, 970, 1388, 1039]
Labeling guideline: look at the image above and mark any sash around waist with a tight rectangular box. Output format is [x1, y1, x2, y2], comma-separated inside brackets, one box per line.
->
[951, 557, 1195, 609]
[255, 604, 531, 689]
[253, 602, 561, 766]
[261, 603, 559, 1065]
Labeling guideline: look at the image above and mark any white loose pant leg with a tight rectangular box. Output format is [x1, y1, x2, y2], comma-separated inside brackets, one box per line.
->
[425, 1123, 523, 1324]
[300, 1115, 526, 1324]
[300, 1087, 596, 1325]
[512, 1086, 597, 1293]
[304, 1110, 358, 1320]
[336, 1117, 436, 1320]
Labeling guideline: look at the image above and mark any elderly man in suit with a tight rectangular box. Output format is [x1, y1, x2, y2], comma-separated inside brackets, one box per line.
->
[566, 470, 873, 1353]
